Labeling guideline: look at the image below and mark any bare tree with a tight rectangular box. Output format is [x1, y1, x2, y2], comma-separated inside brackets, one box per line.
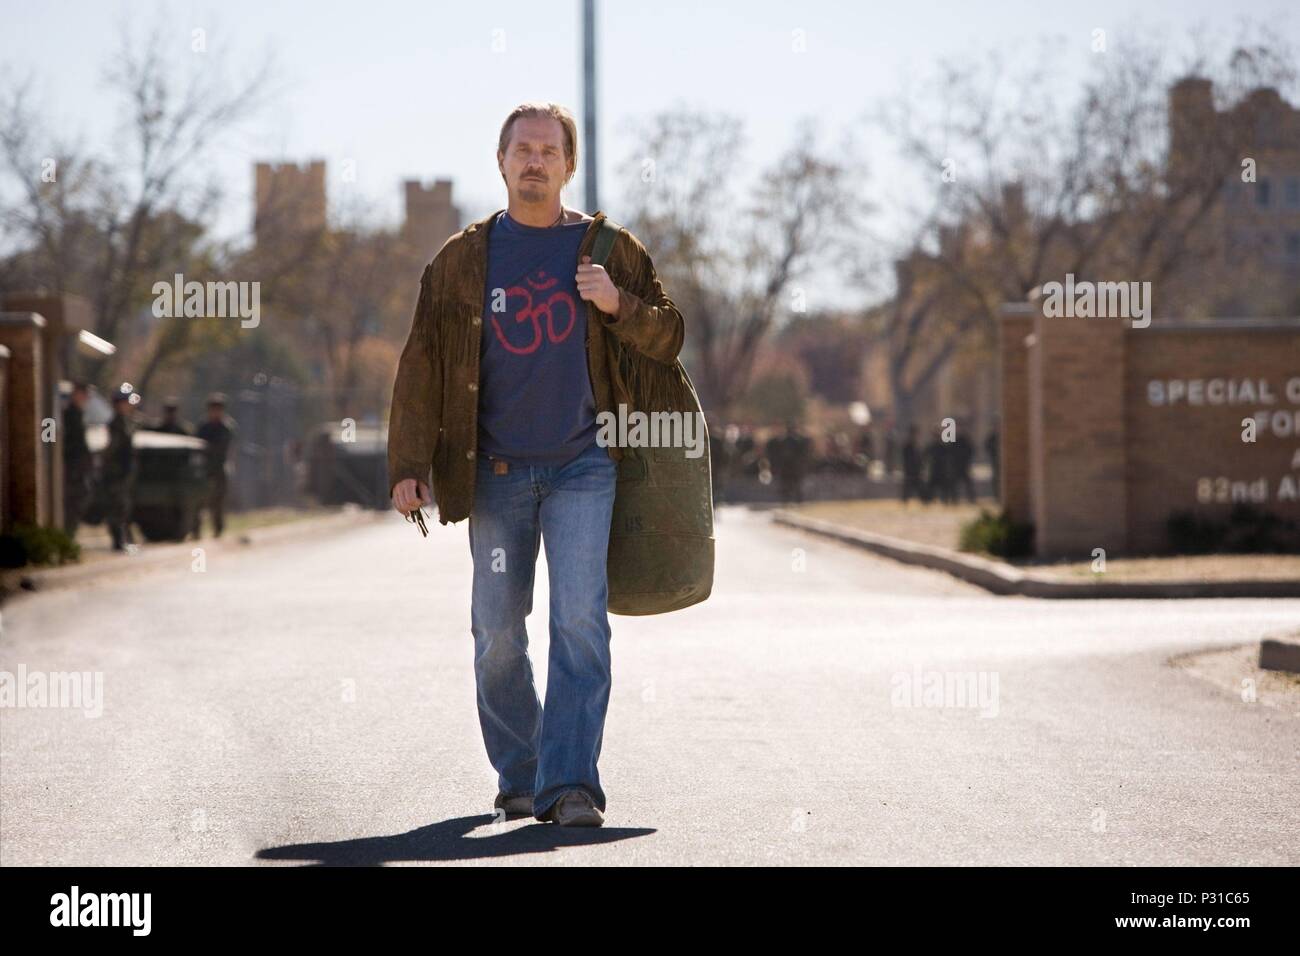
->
[867, 24, 1298, 427]
[617, 111, 868, 415]
[0, 19, 276, 383]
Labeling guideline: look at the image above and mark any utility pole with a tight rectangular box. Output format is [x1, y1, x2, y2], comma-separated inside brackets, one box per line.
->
[582, 0, 598, 213]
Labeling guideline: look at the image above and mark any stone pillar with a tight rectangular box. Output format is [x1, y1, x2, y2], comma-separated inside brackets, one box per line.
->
[0, 293, 94, 532]
[0, 313, 49, 528]
[1028, 307, 1129, 558]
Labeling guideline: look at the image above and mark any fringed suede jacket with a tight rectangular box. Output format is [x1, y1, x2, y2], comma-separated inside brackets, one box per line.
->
[386, 208, 687, 525]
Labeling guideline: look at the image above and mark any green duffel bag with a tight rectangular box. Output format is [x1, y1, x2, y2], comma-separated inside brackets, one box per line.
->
[591, 219, 715, 616]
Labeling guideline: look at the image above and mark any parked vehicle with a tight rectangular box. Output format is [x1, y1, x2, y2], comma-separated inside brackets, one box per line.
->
[85, 425, 210, 542]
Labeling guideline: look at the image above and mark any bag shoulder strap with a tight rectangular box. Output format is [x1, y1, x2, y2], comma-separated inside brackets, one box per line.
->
[590, 217, 622, 267]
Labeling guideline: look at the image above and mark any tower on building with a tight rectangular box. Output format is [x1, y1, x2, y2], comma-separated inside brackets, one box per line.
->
[254, 160, 327, 245]
[401, 179, 461, 257]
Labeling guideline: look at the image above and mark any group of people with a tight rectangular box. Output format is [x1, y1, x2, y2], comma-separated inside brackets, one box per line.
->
[898, 423, 988, 505]
[707, 418, 1000, 506]
[62, 384, 238, 551]
[708, 420, 815, 506]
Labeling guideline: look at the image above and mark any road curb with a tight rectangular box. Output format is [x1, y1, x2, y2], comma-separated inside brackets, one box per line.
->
[0, 507, 384, 601]
[770, 510, 1300, 599]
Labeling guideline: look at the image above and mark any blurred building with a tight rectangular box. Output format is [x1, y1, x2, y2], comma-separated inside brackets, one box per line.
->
[254, 160, 327, 246]
[1166, 78, 1300, 316]
[401, 178, 461, 259]
[253, 160, 461, 258]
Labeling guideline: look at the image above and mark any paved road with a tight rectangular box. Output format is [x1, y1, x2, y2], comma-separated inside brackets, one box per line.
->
[2, 507, 1297, 865]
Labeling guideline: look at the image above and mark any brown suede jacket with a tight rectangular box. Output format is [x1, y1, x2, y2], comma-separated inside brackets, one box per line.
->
[386, 208, 686, 525]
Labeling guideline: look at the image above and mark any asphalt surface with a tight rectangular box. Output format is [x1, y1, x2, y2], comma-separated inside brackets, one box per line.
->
[2, 507, 1298, 865]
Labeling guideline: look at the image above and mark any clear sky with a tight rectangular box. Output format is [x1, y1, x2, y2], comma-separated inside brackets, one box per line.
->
[3, 0, 1297, 304]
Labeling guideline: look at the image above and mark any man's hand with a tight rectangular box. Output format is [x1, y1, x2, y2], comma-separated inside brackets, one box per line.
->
[392, 478, 431, 516]
[576, 255, 621, 315]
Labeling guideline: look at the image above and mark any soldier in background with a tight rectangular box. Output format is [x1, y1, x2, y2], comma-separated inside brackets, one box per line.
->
[103, 384, 140, 551]
[770, 419, 811, 505]
[723, 423, 746, 500]
[855, 428, 875, 469]
[153, 397, 192, 435]
[62, 382, 93, 538]
[152, 397, 194, 492]
[985, 427, 1001, 501]
[951, 425, 976, 503]
[734, 426, 758, 477]
[923, 425, 955, 504]
[900, 425, 924, 502]
[196, 392, 237, 538]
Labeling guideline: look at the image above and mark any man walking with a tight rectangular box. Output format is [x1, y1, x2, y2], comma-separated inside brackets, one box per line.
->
[387, 102, 685, 827]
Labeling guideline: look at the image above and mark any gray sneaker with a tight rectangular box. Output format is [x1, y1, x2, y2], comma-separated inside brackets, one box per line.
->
[494, 792, 534, 817]
[540, 789, 604, 827]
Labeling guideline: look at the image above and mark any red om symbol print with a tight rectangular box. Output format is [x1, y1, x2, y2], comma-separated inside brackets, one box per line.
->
[490, 269, 578, 355]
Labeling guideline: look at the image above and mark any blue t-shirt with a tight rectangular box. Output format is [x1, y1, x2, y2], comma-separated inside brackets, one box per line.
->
[477, 210, 598, 466]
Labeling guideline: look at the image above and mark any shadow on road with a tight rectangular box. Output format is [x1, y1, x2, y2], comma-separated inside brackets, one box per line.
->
[255, 814, 655, 865]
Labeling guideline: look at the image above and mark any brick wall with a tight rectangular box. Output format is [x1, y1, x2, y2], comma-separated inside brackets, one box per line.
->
[1124, 322, 1300, 553]
[1029, 307, 1128, 558]
[1000, 305, 1300, 557]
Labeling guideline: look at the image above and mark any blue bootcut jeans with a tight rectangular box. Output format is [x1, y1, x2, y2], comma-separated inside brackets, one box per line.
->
[466, 437, 618, 819]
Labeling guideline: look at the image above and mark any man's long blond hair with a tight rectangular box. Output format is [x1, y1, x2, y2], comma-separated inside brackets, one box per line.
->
[497, 102, 579, 186]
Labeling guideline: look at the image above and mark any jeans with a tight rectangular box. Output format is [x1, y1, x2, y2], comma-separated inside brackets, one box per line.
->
[467, 437, 618, 818]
